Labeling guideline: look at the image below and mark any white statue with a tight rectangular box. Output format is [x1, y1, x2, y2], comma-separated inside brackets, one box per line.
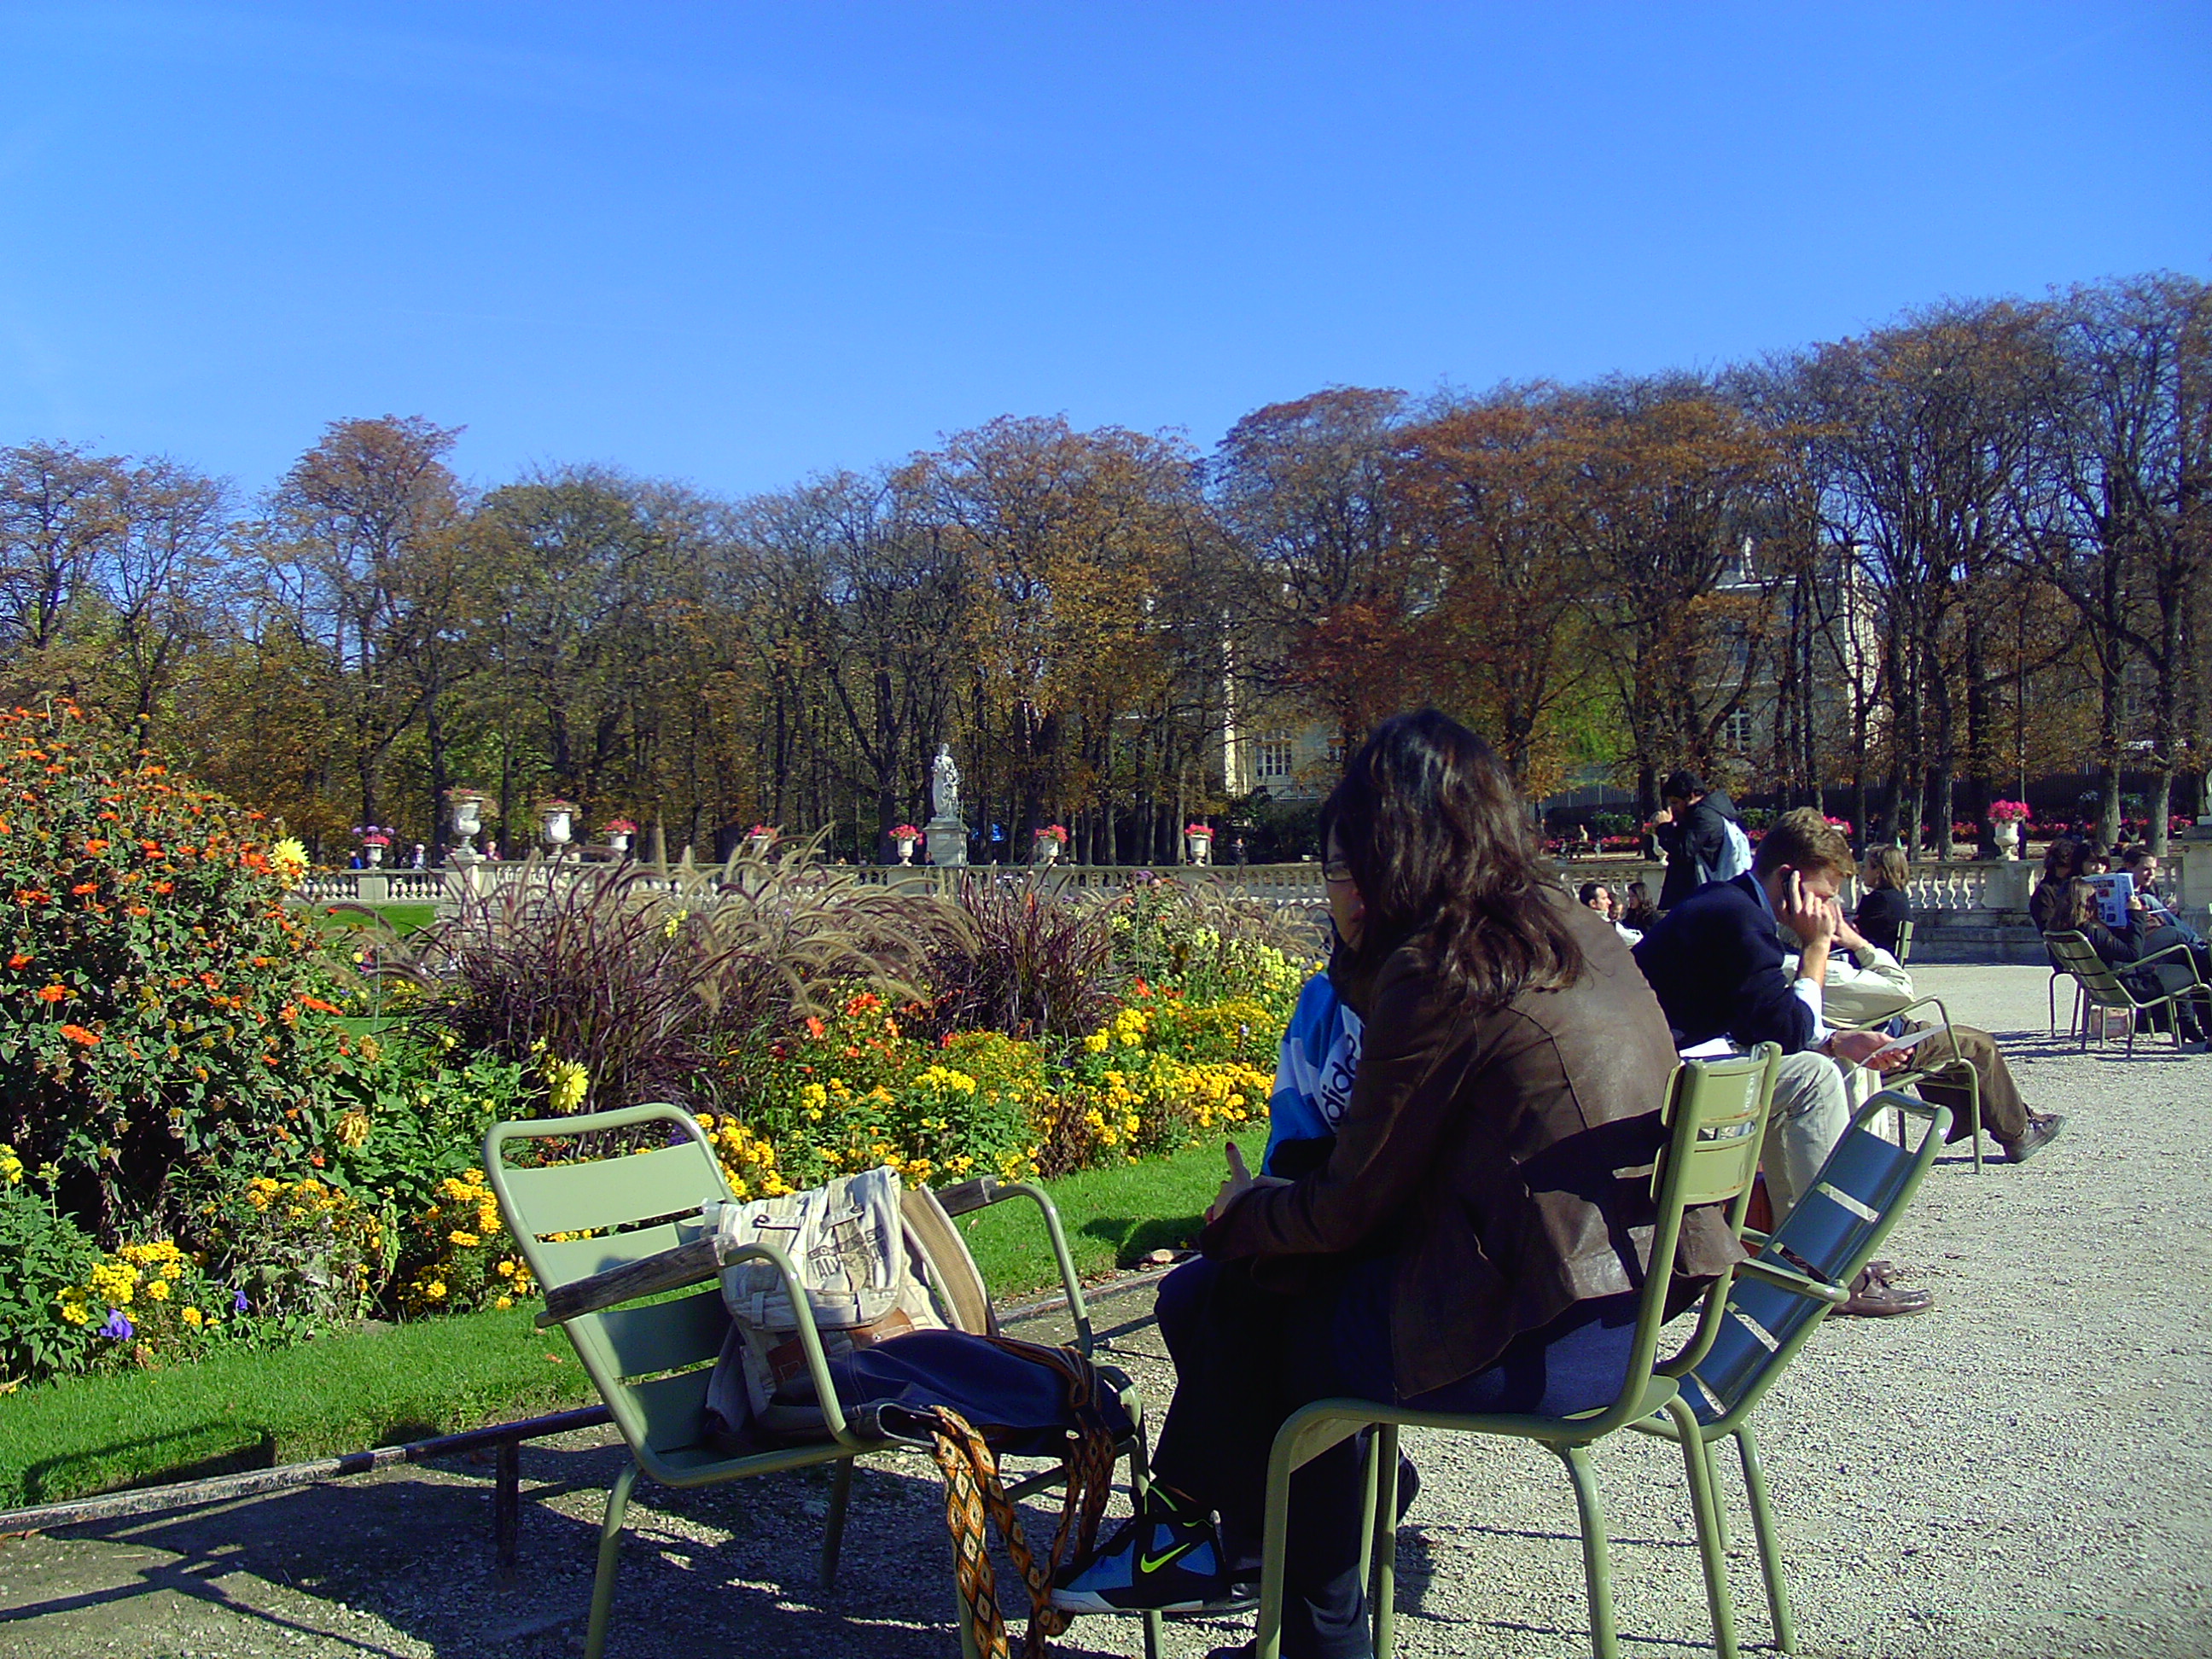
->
[930, 743, 961, 823]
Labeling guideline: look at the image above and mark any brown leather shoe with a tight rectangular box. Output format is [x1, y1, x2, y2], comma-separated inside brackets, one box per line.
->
[2002, 1113, 2067, 1164]
[1837, 1263, 1935, 1318]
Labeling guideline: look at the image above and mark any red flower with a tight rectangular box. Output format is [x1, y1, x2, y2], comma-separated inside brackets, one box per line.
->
[57, 1024, 99, 1046]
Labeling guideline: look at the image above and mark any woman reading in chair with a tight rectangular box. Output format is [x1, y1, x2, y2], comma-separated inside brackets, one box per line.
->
[2058, 878, 2210, 1043]
[1051, 710, 1743, 1659]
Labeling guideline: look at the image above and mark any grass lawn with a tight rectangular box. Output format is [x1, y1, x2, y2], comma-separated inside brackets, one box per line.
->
[311, 900, 439, 935]
[0, 1130, 1267, 1510]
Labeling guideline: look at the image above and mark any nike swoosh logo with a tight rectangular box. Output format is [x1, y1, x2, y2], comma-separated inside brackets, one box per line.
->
[1139, 1539, 1199, 1575]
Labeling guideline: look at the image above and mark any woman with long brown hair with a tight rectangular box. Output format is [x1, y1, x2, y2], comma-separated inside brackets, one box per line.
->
[1854, 844, 1914, 955]
[1051, 711, 1741, 1658]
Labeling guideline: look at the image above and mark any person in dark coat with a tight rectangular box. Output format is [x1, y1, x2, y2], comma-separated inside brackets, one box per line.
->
[1649, 769, 1743, 911]
[1052, 712, 1741, 1657]
[1854, 845, 1915, 956]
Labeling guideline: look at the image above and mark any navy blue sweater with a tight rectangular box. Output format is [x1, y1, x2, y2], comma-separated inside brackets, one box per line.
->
[1631, 871, 1819, 1053]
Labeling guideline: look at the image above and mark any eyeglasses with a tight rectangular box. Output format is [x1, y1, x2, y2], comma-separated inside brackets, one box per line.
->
[1323, 859, 1354, 884]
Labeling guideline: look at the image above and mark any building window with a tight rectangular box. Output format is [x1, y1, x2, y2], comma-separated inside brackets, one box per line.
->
[1725, 710, 1753, 753]
[1254, 736, 1295, 781]
[1324, 738, 1345, 771]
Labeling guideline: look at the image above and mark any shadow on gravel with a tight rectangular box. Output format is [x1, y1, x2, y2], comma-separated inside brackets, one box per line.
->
[5, 1433, 1149, 1658]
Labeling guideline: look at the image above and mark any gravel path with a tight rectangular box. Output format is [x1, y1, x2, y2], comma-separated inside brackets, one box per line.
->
[3, 963, 2207, 1658]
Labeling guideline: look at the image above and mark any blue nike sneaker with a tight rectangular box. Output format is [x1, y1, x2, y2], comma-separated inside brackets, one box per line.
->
[1050, 1491, 1232, 1615]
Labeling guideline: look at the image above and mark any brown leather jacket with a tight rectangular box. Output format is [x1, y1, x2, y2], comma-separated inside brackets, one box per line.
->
[1202, 895, 1743, 1398]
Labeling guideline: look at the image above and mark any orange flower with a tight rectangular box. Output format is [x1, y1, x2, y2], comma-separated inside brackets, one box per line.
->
[84, 838, 108, 854]
[7, 952, 28, 969]
[15, 889, 49, 905]
[57, 1024, 99, 1046]
[125, 904, 150, 917]
[37, 983, 68, 1003]
[70, 882, 97, 895]
[153, 881, 173, 894]
[300, 995, 343, 1015]
[806, 1016, 827, 1039]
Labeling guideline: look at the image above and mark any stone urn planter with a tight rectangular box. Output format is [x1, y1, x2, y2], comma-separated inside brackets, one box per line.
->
[891, 824, 922, 866]
[444, 789, 492, 860]
[1185, 824, 1214, 866]
[746, 824, 778, 857]
[539, 800, 577, 848]
[362, 838, 387, 868]
[1033, 826, 1066, 866]
[602, 818, 637, 856]
[1988, 801, 2029, 861]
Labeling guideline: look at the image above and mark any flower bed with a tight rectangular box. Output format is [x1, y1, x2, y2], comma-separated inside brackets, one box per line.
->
[0, 725, 1313, 1388]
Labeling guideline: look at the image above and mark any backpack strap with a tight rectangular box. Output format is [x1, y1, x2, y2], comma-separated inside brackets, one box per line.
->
[902, 1185, 999, 1336]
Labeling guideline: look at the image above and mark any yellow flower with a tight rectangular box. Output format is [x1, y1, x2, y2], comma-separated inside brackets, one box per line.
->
[1082, 1032, 1109, 1054]
[495, 1295, 514, 1311]
[181, 1306, 204, 1328]
[423, 1280, 447, 1301]
[335, 1109, 371, 1148]
[146, 1279, 172, 1301]
[448, 1231, 480, 1249]
[544, 1057, 589, 1115]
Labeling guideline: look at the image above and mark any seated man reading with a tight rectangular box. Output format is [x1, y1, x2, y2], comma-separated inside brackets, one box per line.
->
[1784, 899, 2064, 1164]
[1633, 807, 1927, 1316]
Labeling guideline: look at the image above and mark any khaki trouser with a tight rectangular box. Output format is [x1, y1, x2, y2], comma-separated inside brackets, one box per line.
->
[1763, 1051, 1852, 1224]
[1903, 1023, 2031, 1144]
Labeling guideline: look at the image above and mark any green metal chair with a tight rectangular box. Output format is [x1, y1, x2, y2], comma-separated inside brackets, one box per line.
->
[1249, 1045, 1790, 1659]
[1837, 993, 1982, 1172]
[2044, 929, 2208, 1055]
[486, 1103, 1160, 1659]
[1892, 917, 1914, 964]
[1632, 1091, 1951, 1658]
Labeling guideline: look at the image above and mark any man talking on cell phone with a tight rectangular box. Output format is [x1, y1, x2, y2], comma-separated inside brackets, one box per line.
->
[1633, 808, 1930, 1317]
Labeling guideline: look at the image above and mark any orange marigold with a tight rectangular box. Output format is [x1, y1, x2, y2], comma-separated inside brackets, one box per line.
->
[57, 1024, 99, 1046]
[37, 983, 68, 1003]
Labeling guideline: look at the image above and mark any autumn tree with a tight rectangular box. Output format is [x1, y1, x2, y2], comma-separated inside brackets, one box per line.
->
[1390, 386, 1599, 792]
[1569, 376, 1783, 816]
[260, 416, 469, 833]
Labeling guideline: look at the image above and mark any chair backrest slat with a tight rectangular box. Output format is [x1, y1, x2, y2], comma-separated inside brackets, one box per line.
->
[590, 1287, 731, 1382]
[499, 1143, 729, 1238]
[530, 1223, 696, 1288]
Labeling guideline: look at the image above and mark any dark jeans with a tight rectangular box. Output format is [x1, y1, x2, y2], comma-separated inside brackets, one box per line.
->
[1150, 1256, 1636, 1659]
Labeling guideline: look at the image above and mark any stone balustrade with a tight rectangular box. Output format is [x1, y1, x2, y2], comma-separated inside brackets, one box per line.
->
[280, 842, 2209, 964]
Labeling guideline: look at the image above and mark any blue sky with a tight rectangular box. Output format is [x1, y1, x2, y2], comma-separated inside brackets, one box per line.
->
[2, 2, 2205, 500]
